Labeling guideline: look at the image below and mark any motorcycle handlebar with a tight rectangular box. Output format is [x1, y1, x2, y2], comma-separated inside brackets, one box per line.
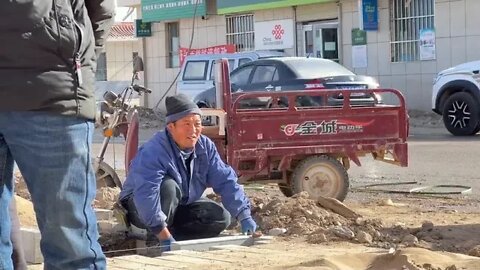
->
[133, 84, 152, 94]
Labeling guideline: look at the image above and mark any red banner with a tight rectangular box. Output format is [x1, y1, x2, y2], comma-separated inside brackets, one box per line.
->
[179, 44, 236, 66]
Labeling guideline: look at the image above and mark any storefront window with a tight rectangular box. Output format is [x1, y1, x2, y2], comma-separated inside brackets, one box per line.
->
[390, 0, 435, 62]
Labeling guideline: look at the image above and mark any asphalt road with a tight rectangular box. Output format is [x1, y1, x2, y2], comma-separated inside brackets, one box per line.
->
[93, 125, 480, 200]
[349, 130, 480, 200]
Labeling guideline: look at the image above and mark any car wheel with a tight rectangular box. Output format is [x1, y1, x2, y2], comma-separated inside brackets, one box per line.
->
[442, 92, 480, 136]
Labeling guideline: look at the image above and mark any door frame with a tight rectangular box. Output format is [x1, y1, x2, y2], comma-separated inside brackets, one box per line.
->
[300, 20, 339, 61]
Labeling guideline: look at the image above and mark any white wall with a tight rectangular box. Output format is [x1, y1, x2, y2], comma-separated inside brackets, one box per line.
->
[143, 16, 227, 111]
[105, 40, 141, 81]
[340, 0, 480, 110]
[139, 0, 480, 111]
[254, 7, 296, 56]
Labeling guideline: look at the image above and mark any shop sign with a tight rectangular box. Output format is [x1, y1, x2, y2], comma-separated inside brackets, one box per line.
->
[142, 0, 206, 22]
[135, 19, 152, 37]
[254, 19, 294, 50]
[362, 0, 378, 31]
[217, 0, 336, 14]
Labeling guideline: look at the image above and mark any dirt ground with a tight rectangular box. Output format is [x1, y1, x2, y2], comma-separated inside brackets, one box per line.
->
[17, 111, 480, 269]
[15, 174, 480, 269]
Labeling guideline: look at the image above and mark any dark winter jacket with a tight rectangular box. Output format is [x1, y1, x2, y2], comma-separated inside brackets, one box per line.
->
[0, 0, 115, 120]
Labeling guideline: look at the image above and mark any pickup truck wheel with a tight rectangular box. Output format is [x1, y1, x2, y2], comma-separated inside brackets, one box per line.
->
[442, 92, 480, 136]
[291, 155, 349, 201]
[96, 161, 123, 189]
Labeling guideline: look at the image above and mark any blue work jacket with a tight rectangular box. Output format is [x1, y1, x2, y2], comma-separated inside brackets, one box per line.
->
[119, 130, 251, 234]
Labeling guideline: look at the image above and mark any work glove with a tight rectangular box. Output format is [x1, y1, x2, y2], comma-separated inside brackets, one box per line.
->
[159, 235, 176, 253]
[240, 217, 257, 235]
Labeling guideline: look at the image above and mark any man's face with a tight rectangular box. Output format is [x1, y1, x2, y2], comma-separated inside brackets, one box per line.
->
[167, 114, 203, 150]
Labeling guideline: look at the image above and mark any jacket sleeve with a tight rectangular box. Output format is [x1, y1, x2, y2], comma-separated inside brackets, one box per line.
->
[128, 144, 168, 234]
[206, 139, 252, 221]
[85, 0, 115, 56]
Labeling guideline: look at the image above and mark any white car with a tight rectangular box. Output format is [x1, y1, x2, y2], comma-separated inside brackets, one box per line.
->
[432, 60, 480, 136]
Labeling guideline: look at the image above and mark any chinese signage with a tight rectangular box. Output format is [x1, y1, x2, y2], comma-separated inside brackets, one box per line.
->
[135, 19, 152, 37]
[142, 0, 206, 22]
[419, 28, 436, 61]
[179, 44, 236, 66]
[217, 0, 335, 14]
[352, 29, 367, 68]
[254, 19, 294, 50]
[362, 0, 378, 31]
[281, 119, 372, 136]
[351, 28, 367, 45]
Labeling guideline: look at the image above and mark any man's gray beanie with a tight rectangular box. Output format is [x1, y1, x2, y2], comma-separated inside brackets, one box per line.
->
[165, 94, 202, 124]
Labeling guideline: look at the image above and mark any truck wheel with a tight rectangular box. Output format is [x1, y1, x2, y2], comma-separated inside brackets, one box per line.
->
[291, 155, 349, 201]
[278, 183, 294, 197]
[442, 92, 480, 136]
[96, 161, 123, 189]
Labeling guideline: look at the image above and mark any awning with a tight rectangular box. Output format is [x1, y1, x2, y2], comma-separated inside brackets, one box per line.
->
[107, 22, 137, 42]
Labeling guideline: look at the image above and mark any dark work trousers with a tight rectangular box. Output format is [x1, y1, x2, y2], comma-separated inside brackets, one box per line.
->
[10, 198, 27, 270]
[121, 178, 231, 241]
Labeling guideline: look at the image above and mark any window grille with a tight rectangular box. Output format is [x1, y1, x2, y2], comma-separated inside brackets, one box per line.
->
[226, 14, 255, 52]
[390, 0, 435, 62]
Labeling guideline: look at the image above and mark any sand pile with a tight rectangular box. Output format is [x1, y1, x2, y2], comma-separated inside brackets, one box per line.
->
[15, 171, 120, 210]
[94, 187, 120, 209]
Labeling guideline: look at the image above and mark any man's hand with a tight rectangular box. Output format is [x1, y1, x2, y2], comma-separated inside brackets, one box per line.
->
[157, 228, 176, 252]
[159, 235, 176, 252]
[240, 217, 257, 235]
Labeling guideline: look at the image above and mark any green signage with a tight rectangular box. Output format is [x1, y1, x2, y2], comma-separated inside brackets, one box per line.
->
[351, 28, 367, 45]
[135, 19, 152, 37]
[142, 0, 206, 22]
[217, 0, 335, 14]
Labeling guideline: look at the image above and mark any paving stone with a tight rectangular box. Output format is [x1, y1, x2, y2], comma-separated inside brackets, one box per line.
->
[21, 227, 42, 264]
[95, 209, 113, 221]
[170, 235, 273, 251]
[161, 250, 236, 263]
[114, 255, 186, 269]
[157, 253, 226, 266]
[97, 220, 127, 234]
[108, 257, 174, 270]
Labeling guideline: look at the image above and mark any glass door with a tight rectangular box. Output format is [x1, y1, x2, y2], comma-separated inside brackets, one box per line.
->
[302, 21, 339, 62]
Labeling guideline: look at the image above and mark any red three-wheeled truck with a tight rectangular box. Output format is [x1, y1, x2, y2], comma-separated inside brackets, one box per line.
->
[201, 58, 409, 201]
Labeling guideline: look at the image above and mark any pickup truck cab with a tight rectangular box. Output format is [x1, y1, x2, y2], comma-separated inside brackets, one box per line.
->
[176, 50, 285, 100]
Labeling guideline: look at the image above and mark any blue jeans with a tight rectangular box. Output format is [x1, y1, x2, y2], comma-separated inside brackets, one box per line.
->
[0, 112, 106, 270]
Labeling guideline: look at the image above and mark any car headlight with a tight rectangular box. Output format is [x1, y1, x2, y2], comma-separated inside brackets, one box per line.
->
[365, 77, 380, 89]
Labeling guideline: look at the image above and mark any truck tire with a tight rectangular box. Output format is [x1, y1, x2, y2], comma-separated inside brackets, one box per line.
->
[442, 92, 480, 136]
[96, 161, 123, 189]
[291, 155, 349, 201]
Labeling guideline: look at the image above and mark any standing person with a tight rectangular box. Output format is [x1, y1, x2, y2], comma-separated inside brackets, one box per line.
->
[0, 1, 115, 269]
[118, 94, 257, 251]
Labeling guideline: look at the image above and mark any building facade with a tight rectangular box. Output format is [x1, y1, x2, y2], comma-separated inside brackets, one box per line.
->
[117, 0, 480, 111]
